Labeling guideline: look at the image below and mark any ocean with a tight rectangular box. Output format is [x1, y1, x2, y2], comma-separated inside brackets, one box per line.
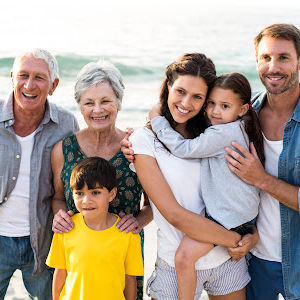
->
[0, 1, 299, 130]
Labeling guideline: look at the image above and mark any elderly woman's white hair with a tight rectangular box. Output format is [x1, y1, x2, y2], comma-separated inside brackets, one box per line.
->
[75, 60, 125, 107]
[12, 48, 59, 82]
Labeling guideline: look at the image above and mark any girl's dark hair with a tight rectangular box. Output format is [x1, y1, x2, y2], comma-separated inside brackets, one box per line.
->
[157, 53, 217, 138]
[70, 157, 117, 191]
[213, 73, 265, 165]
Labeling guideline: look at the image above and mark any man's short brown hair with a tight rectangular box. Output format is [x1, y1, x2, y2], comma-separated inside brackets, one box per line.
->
[254, 23, 300, 57]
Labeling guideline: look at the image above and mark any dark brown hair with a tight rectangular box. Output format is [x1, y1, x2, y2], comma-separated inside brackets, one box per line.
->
[213, 73, 265, 165]
[254, 23, 300, 57]
[157, 53, 217, 138]
[70, 157, 117, 191]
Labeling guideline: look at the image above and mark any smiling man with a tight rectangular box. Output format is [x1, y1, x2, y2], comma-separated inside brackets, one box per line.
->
[0, 49, 79, 299]
[225, 24, 300, 300]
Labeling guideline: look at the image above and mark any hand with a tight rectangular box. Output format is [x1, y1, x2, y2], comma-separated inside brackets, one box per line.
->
[227, 230, 259, 261]
[148, 104, 161, 120]
[225, 142, 267, 186]
[116, 211, 141, 234]
[121, 128, 135, 163]
[52, 209, 74, 233]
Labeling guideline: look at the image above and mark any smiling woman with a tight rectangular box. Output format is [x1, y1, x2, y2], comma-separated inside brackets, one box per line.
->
[50, 60, 152, 300]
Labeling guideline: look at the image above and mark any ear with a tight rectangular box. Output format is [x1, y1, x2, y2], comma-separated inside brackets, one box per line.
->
[108, 187, 117, 203]
[49, 78, 59, 96]
[238, 103, 249, 117]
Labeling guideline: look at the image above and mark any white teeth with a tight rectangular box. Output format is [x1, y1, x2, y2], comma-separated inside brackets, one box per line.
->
[23, 93, 37, 98]
[268, 77, 283, 81]
[177, 107, 189, 114]
[93, 116, 106, 120]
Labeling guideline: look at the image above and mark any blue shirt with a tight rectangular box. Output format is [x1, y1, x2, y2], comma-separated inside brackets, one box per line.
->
[0, 93, 79, 274]
[252, 91, 300, 300]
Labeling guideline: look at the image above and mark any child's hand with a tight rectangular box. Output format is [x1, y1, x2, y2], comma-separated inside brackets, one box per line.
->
[120, 128, 135, 163]
[148, 103, 161, 120]
[52, 209, 74, 233]
[117, 212, 141, 234]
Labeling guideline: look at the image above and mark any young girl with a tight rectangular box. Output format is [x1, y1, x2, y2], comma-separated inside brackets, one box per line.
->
[150, 72, 264, 300]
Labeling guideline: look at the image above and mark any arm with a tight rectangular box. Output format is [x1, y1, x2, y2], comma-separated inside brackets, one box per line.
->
[134, 154, 241, 247]
[53, 268, 67, 300]
[227, 226, 259, 261]
[51, 141, 74, 233]
[225, 142, 299, 211]
[124, 275, 136, 300]
[151, 116, 236, 158]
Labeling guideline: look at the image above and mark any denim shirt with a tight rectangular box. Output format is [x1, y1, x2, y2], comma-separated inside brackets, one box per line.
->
[0, 93, 79, 274]
[252, 91, 300, 300]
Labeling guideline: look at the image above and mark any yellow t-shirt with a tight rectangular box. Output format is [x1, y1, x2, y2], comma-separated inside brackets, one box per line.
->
[46, 213, 144, 300]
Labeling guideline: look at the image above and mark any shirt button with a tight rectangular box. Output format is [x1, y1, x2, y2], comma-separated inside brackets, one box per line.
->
[12, 177, 16, 181]
[3, 197, 8, 201]
[16, 155, 20, 159]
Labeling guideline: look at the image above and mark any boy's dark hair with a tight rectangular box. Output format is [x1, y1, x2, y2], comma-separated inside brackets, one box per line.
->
[213, 73, 265, 166]
[70, 157, 117, 191]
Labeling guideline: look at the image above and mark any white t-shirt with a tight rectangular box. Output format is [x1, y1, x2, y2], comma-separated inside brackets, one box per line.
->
[251, 133, 283, 262]
[130, 127, 230, 270]
[0, 130, 35, 237]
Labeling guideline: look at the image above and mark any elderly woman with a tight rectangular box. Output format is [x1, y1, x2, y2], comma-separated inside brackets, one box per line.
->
[51, 61, 152, 300]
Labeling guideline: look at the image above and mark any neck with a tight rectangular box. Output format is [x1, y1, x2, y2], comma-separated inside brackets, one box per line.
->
[174, 122, 190, 138]
[13, 101, 46, 137]
[83, 212, 116, 231]
[85, 126, 120, 147]
[266, 85, 300, 116]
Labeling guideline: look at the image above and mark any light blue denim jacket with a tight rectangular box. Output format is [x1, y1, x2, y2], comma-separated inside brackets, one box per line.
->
[252, 91, 300, 300]
[0, 93, 79, 274]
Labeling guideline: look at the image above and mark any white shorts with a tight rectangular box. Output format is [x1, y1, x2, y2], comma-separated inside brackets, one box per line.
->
[146, 257, 250, 299]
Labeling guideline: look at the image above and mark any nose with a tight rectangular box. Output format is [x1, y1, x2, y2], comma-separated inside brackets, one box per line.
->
[24, 77, 35, 90]
[268, 58, 280, 73]
[212, 105, 220, 115]
[181, 95, 192, 108]
[93, 103, 104, 112]
[82, 194, 90, 204]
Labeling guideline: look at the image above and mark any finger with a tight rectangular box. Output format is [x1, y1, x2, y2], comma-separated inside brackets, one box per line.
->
[132, 227, 142, 234]
[116, 214, 133, 228]
[225, 154, 242, 170]
[52, 222, 69, 233]
[58, 210, 73, 223]
[67, 210, 74, 217]
[124, 223, 139, 233]
[231, 142, 252, 159]
[54, 215, 73, 231]
[224, 147, 246, 165]
[118, 211, 125, 218]
[125, 128, 134, 135]
[249, 142, 259, 159]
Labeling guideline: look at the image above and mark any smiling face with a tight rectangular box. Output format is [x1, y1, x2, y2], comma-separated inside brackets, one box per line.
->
[256, 37, 300, 95]
[167, 75, 208, 129]
[205, 87, 249, 126]
[73, 183, 117, 220]
[79, 81, 120, 131]
[11, 56, 58, 113]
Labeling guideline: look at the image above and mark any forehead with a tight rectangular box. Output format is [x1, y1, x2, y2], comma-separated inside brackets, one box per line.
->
[257, 37, 297, 57]
[209, 87, 241, 103]
[173, 75, 208, 93]
[14, 56, 51, 77]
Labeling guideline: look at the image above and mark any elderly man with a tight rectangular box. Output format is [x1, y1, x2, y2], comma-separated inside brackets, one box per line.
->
[0, 49, 79, 299]
[226, 24, 300, 300]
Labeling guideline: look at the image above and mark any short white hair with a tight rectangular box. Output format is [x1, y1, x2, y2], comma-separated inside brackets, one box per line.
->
[12, 48, 59, 82]
[74, 60, 124, 107]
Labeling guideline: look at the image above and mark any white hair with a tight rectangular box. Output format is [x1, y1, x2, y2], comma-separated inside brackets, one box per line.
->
[74, 60, 124, 107]
[12, 48, 59, 82]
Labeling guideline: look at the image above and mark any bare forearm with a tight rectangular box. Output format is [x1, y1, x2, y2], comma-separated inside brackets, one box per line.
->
[52, 198, 68, 215]
[134, 155, 240, 248]
[257, 172, 299, 211]
[53, 269, 66, 300]
[124, 275, 136, 300]
[136, 205, 153, 229]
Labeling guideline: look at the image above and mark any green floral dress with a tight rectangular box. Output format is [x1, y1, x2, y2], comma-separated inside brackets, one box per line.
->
[61, 134, 144, 300]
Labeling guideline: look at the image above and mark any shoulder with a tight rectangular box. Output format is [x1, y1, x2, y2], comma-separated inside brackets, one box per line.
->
[130, 127, 157, 156]
[49, 102, 79, 129]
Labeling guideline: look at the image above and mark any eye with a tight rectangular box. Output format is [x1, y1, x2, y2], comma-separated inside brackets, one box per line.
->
[262, 55, 271, 61]
[279, 55, 288, 60]
[74, 191, 83, 196]
[207, 100, 214, 106]
[36, 76, 44, 80]
[18, 73, 28, 79]
[222, 104, 229, 109]
[194, 95, 203, 100]
[176, 89, 185, 95]
[92, 190, 101, 195]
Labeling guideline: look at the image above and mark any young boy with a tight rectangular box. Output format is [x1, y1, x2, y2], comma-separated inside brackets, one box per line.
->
[46, 157, 144, 300]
